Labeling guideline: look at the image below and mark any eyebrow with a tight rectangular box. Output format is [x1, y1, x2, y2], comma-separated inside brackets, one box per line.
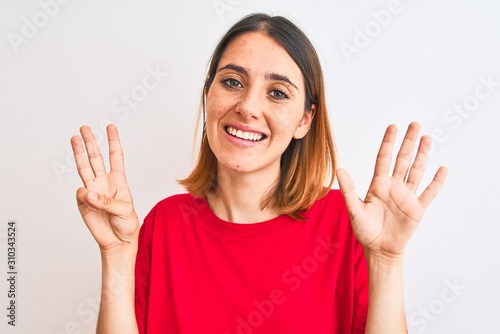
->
[217, 63, 299, 92]
[217, 64, 248, 75]
[265, 73, 299, 92]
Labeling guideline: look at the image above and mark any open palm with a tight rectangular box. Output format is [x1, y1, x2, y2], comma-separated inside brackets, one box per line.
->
[71, 124, 139, 250]
[337, 122, 447, 257]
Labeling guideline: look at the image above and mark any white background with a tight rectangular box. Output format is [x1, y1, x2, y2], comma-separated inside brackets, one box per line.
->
[1, 0, 499, 333]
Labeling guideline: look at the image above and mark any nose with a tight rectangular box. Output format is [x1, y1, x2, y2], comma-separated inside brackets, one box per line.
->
[235, 88, 264, 120]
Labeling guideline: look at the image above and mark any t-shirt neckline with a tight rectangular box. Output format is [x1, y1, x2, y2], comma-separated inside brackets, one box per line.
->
[192, 196, 299, 239]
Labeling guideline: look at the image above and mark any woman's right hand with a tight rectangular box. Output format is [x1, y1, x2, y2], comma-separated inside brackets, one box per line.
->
[71, 124, 139, 251]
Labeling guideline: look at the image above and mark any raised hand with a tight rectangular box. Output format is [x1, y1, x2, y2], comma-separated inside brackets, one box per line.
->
[337, 122, 447, 259]
[70, 124, 139, 251]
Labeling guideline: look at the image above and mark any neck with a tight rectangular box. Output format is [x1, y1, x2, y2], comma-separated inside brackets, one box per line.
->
[207, 165, 280, 223]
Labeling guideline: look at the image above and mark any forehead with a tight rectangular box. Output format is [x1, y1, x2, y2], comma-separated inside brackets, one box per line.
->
[218, 32, 304, 86]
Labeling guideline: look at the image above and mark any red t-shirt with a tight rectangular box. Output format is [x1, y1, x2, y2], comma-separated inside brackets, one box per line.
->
[135, 189, 368, 333]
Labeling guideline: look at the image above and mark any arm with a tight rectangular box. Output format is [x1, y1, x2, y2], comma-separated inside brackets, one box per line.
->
[98, 244, 138, 333]
[363, 251, 406, 333]
[71, 125, 140, 334]
[337, 122, 447, 333]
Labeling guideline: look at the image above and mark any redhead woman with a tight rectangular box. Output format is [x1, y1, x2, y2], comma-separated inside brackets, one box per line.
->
[70, 13, 447, 334]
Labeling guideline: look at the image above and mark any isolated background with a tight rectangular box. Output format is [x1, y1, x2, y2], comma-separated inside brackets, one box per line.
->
[1, 0, 499, 333]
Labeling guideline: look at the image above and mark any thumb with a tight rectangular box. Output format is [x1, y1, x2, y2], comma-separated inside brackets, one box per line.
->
[76, 188, 133, 217]
[336, 168, 362, 217]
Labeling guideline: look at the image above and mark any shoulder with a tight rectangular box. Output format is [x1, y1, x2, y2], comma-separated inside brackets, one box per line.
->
[142, 193, 206, 228]
[307, 189, 347, 215]
[319, 188, 345, 203]
[302, 188, 351, 231]
[149, 193, 196, 212]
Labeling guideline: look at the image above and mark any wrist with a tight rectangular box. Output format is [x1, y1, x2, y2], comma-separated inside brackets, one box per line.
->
[363, 248, 404, 270]
[100, 243, 137, 296]
[100, 242, 138, 270]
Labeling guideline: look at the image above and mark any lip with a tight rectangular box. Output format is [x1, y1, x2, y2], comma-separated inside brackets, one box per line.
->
[223, 122, 267, 146]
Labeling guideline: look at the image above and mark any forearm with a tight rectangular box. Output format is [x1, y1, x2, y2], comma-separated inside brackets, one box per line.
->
[364, 251, 407, 334]
[97, 244, 139, 334]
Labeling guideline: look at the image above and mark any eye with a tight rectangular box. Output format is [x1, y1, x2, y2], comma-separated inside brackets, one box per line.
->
[269, 89, 289, 99]
[222, 78, 242, 88]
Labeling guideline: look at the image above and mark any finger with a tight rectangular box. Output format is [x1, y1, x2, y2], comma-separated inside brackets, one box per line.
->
[106, 124, 125, 174]
[71, 134, 95, 188]
[76, 187, 97, 213]
[336, 168, 363, 218]
[76, 187, 134, 217]
[406, 135, 431, 192]
[392, 122, 420, 181]
[373, 124, 398, 177]
[80, 125, 107, 178]
[418, 166, 448, 209]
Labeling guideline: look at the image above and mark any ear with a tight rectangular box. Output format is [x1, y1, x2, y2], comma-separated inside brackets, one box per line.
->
[293, 104, 316, 139]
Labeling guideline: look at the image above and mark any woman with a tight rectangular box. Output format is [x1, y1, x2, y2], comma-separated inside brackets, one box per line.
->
[70, 13, 447, 333]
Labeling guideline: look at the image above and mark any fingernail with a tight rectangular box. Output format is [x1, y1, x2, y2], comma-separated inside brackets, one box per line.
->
[88, 191, 98, 202]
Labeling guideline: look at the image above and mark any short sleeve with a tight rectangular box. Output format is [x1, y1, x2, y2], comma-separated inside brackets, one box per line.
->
[352, 237, 368, 333]
[134, 206, 156, 334]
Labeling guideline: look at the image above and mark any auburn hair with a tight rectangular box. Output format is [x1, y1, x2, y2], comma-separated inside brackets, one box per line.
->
[179, 13, 336, 219]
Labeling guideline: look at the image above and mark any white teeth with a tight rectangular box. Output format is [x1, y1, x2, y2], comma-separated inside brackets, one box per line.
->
[226, 126, 264, 141]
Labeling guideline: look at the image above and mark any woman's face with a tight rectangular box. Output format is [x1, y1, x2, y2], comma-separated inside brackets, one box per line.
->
[205, 32, 313, 178]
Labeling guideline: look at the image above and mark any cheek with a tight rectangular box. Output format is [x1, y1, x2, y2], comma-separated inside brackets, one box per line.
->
[205, 92, 228, 150]
[206, 91, 230, 121]
[268, 110, 303, 136]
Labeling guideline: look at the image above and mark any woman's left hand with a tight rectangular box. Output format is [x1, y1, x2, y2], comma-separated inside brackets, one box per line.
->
[337, 122, 448, 260]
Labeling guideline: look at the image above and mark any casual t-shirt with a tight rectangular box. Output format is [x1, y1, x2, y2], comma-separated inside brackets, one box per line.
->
[135, 189, 368, 333]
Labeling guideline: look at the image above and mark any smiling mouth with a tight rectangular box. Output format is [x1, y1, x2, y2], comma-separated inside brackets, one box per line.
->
[225, 126, 266, 142]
